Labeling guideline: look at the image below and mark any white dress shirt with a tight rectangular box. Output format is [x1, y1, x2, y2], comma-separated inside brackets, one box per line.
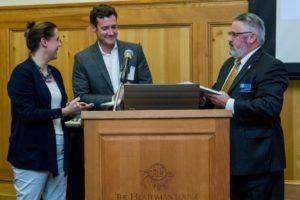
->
[98, 42, 120, 93]
[225, 47, 260, 114]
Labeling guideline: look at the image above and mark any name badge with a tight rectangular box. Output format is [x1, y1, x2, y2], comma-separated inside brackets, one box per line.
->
[127, 66, 135, 81]
[240, 83, 252, 93]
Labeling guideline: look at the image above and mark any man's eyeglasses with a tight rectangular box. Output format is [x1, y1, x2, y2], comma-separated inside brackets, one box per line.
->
[228, 31, 252, 38]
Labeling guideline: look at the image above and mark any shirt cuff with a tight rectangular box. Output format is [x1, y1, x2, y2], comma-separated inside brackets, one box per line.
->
[225, 98, 235, 114]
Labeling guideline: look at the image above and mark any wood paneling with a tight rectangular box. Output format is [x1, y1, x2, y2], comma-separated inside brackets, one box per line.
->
[210, 25, 231, 84]
[119, 26, 191, 83]
[11, 1, 300, 198]
[0, 28, 14, 197]
[1, 1, 300, 198]
[281, 80, 300, 180]
[10, 30, 30, 69]
[285, 181, 300, 200]
[52, 28, 90, 99]
[82, 110, 231, 200]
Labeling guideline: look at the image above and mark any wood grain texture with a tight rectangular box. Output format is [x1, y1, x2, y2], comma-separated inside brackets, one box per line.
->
[82, 110, 231, 200]
[2, 1, 299, 199]
[285, 180, 300, 200]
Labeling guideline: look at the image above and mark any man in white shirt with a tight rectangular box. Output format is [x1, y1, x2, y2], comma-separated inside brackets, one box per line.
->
[73, 4, 152, 110]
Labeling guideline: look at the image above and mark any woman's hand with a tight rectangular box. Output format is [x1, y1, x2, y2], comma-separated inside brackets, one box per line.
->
[62, 97, 94, 117]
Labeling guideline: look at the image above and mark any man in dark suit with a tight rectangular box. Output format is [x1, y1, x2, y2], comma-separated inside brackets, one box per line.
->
[69, 4, 152, 200]
[204, 13, 288, 199]
[73, 4, 152, 110]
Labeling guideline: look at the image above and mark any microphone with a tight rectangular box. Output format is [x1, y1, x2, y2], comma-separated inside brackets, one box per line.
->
[120, 49, 134, 83]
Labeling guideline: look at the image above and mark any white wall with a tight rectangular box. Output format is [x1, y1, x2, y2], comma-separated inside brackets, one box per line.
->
[276, 0, 300, 62]
[0, 0, 115, 6]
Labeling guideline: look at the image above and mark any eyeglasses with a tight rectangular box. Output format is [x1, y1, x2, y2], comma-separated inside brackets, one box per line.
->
[228, 31, 252, 38]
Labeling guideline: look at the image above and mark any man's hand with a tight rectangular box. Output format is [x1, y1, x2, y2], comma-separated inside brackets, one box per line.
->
[204, 91, 230, 108]
[199, 92, 206, 106]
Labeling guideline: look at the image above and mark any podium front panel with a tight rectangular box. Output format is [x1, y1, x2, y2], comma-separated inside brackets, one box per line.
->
[82, 110, 230, 200]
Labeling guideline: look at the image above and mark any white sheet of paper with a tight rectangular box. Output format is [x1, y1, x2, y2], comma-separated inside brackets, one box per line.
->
[127, 66, 135, 81]
[199, 85, 222, 95]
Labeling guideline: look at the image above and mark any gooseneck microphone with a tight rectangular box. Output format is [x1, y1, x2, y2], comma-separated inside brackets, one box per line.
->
[120, 49, 134, 83]
[113, 49, 134, 111]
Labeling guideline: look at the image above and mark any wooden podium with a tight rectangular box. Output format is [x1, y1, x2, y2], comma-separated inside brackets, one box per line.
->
[81, 110, 231, 200]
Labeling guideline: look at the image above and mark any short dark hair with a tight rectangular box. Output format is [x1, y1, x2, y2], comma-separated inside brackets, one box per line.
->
[90, 4, 118, 27]
[24, 21, 57, 52]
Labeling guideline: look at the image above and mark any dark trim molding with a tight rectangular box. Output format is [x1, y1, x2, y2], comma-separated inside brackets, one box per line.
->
[286, 63, 300, 80]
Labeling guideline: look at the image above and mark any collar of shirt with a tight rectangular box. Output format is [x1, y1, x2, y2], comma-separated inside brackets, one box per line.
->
[238, 47, 260, 71]
[98, 41, 118, 55]
[97, 41, 120, 93]
[226, 47, 260, 115]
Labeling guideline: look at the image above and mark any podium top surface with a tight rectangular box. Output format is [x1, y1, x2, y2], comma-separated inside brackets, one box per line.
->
[81, 109, 231, 120]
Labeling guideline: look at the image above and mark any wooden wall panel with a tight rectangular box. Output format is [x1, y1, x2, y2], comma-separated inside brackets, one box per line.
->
[0, 28, 14, 197]
[119, 26, 191, 83]
[5, 0, 286, 197]
[285, 180, 300, 200]
[210, 25, 230, 85]
[52, 28, 90, 99]
[281, 81, 300, 180]
[291, 81, 300, 180]
[2, 1, 300, 198]
[115, 2, 247, 85]
[10, 30, 30, 69]
[9, 28, 90, 100]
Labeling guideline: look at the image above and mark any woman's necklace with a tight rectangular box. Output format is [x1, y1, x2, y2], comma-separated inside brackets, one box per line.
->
[38, 66, 53, 83]
[31, 57, 53, 83]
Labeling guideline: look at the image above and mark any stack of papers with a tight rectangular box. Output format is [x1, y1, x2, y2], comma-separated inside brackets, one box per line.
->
[101, 99, 122, 107]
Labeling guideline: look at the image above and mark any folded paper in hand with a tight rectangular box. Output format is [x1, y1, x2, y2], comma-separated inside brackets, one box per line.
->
[199, 85, 222, 95]
[101, 99, 122, 107]
[177, 81, 221, 95]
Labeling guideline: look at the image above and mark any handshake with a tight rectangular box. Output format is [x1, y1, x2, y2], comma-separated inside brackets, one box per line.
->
[62, 97, 94, 117]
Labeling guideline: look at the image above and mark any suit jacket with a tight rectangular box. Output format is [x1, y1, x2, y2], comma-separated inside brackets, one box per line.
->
[7, 57, 69, 176]
[72, 40, 153, 110]
[211, 48, 288, 175]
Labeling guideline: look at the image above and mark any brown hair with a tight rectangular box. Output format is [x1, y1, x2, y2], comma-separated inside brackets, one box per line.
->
[24, 21, 57, 52]
[90, 4, 118, 27]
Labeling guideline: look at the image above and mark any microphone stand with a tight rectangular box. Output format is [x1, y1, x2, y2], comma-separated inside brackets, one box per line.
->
[113, 82, 123, 111]
[113, 50, 132, 111]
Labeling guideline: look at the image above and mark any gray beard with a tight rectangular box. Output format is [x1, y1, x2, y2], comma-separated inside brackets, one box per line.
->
[229, 45, 247, 59]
